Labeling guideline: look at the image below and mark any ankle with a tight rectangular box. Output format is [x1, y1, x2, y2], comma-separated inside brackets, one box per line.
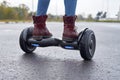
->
[33, 15, 48, 24]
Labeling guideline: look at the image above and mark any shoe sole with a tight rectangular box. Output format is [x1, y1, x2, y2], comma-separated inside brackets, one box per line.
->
[33, 35, 52, 41]
[62, 37, 77, 42]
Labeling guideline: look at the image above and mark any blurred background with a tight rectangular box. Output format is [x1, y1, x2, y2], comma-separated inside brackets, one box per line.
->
[0, 1, 120, 80]
[0, 0, 120, 23]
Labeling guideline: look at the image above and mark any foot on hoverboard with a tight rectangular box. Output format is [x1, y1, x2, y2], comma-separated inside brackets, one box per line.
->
[19, 27, 96, 60]
[32, 35, 52, 41]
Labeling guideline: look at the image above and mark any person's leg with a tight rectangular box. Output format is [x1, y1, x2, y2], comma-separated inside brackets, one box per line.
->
[63, 0, 78, 42]
[64, 0, 77, 16]
[36, 0, 50, 16]
[33, 0, 52, 40]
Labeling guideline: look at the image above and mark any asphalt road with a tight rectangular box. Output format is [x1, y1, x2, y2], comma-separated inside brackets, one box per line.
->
[0, 22, 120, 80]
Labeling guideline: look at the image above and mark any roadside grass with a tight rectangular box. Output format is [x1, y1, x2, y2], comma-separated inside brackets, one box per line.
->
[0, 20, 32, 23]
[0, 19, 120, 23]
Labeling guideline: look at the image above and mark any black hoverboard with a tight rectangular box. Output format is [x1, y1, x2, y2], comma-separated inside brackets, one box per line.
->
[19, 27, 96, 60]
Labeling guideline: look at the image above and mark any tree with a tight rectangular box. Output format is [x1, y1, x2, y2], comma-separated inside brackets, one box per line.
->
[78, 14, 85, 21]
[18, 4, 29, 20]
[101, 12, 107, 18]
[95, 11, 103, 20]
[0, 0, 10, 7]
[87, 14, 93, 21]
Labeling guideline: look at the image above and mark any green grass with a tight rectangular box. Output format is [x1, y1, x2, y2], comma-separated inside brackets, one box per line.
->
[1, 19, 120, 23]
[0, 20, 32, 23]
[98, 20, 120, 23]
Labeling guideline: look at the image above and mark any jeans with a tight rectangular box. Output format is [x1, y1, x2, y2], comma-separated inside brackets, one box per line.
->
[36, 0, 77, 16]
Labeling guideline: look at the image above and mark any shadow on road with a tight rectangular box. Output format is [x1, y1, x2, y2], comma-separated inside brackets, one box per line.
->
[19, 53, 96, 80]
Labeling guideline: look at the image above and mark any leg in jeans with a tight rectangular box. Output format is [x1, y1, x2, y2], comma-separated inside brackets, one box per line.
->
[64, 0, 77, 16]
[36, 0, 50, 16]
[63, 0, 78, 41]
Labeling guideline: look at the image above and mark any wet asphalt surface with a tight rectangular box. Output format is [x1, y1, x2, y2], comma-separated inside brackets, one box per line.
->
[0, 22, 120, 80]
